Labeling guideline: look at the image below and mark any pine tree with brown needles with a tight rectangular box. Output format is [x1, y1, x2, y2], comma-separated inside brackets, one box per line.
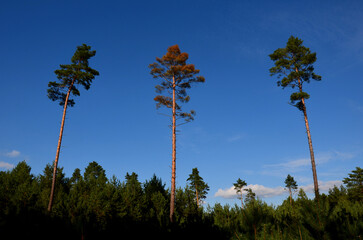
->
[149, 45, 205, 222]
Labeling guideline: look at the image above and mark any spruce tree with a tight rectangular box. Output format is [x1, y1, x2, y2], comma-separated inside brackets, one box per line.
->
[149, 45, 205, 222]
[47, 44, 99, 211]
[269, 36, 322, 200]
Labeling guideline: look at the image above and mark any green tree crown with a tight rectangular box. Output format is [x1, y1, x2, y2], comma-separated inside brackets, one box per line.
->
[187, 168, 210, 204]
[269, 36, 321, 111]
[47, 44, 99, 107]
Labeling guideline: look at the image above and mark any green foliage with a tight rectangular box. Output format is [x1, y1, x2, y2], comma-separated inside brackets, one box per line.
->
[269, 36, 321, 111]
[47, 44, 99, 107]
[1, 163, 362, 240]
[244, 188, 256, 205]
[186, 168, 210, 207]
[343, 166, 363, 202]
[234, 178, 247, 207]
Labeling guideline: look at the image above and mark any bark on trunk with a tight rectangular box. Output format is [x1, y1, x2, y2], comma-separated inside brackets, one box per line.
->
[253, 224, 257, 240]
[195, 184, 199, 208]
[301, 98, 319, 199]
[289, 188, 292, 205]
[296, 69, 319, 200]
[170, 76, 176, 222]
[48, 81, 74, 212]
[240, 192, 244, 209]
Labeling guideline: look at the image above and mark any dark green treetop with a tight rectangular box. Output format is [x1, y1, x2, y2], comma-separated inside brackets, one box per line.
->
[284, 174, 298, 191]
[343, 167, 362, 201]
[244, 188, 256, 204]
[186, 168, 210, 206]
[233, 178, 247, 196]
[269, 36, 321, 111]
[47, 44, 99, 107]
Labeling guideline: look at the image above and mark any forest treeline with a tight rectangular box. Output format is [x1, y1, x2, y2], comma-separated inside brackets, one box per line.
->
[0, 161, 362, 240]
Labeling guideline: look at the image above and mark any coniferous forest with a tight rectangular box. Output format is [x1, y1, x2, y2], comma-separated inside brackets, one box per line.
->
[1, 12, 363, 239]
[0, 161, 362, 239]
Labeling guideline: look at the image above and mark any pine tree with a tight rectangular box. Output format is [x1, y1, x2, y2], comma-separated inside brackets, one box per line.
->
[233, 178, 247, 209]
[285, 174, 298, 205]
[269, 36, 322, 200]
[186, 168, 210, 208]
[343, 167, 363, 202]
[47, 44, 99, 211]
[244, 188, 256, 205]
[149, 45, 205, 222]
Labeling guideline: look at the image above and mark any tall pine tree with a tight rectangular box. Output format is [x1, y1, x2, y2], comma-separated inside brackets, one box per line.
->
[47, 44, 99, 211]
[149, 45, 205, 222]
[269, 36, 321, 200]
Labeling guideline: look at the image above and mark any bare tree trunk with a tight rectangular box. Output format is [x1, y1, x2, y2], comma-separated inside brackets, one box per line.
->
[301, 98, 319, 199]
[195, 184, 199, 208]
[253, 224, 257, 240]
[48, 81, 74, 212]
[289, 188, 292, 205]
[296, 69, 319, 200]
[241, 192, 244, 209]
[298, 225, 302, 240]
[170, 76, 176, 222]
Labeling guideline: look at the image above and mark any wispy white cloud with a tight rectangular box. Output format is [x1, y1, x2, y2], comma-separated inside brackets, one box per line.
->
[5, 150, 20, 158]
[0, 161, 14, 170]
[215, 184, 285, 199]
[227, 134, 244, 142]
[301, 180, 342, 194]
[215, 180, 342, 199]
[261, 151, 356, 177]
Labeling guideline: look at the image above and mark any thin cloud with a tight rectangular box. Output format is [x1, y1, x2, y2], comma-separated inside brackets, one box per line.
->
[215, 180, 342, 199]
[261, 151, 355, 177]
[227, 134, 244, 142]
[5, 150, 20, 158]
[301, 180, 342, 194]
[0, 161, 14, 170]
[215, 184, 285, 199]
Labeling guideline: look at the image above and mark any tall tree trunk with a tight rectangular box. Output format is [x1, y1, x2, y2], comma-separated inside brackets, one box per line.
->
[296, 70, 319, 200]
[301, 98, 319, 199]
[195, 184, 199, 208]
[170, 76, 176, 222]
[48, 81, 74, 212]
[240, 192, 244, 209]
[289, 188, 292, 205]
[253, 224, 257, 240]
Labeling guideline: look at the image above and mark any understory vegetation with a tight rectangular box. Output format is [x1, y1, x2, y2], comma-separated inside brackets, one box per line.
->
[0, 161, 361, 240]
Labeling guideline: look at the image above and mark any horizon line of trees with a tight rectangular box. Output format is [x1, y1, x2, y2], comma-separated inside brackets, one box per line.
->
[0, 161, 362, 239]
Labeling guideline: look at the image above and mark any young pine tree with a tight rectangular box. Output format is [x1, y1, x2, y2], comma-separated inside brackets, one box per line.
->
[285, 174, 298, 205]
[343, 167, 363, 202]
[149, 45, 205, 222]
[186, 168, 210, 208]
[234, 178, 247, 209]
[269, 36, 322, 200]
[47, 44, 99, 211]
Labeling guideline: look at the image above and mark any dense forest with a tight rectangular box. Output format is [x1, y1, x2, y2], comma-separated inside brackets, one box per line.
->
[0, 161, 362, 239]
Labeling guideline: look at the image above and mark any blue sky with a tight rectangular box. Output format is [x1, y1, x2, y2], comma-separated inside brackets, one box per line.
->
[1, 0, 362, 206]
